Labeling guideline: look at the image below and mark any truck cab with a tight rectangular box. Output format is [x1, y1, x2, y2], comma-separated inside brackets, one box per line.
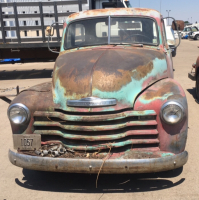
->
[8, 8, 188, 174]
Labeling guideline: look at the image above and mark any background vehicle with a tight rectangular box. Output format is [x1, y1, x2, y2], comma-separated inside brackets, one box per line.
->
[189, 30, 199, 40]
[181, 26, 198, 39]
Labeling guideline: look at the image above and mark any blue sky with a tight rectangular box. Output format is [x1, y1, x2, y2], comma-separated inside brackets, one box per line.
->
[130, 0, 199, 24]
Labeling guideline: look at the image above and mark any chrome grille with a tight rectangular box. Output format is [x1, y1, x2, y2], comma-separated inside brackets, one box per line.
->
[33, 109, 159, 151]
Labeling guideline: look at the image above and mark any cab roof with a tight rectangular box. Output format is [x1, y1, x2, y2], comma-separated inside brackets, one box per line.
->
[67, 8, 161, 22]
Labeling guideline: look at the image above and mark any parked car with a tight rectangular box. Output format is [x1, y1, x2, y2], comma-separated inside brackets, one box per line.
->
[188, 56, 199, 99]
[189, 30, 199, 40]
[6, 8, 188, 174]
[181, 26, 198, 39]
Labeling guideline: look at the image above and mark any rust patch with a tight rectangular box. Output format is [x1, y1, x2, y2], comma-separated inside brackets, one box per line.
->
[123, 151, 160, 159]
[167, 94, 183, 101]
[143, 81, 180, 100]
[68, 8, 160, 22]
[57, 70, 90, 97]
[53, 49, 104, 98]
[54, 48, 166, 95]
[92, 69, 132, 92]
[132, 61, 153, 80]
[93, 61, 153, 92]
[90, 59, 97, 63]
[135, 8, 153, 12]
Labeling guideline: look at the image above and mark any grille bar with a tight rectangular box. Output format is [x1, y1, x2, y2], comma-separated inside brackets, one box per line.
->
[34, 110, 156, 122]
[34, 109, 158, 151]
[41, 139, 160, 151]
[34, 120, 157, 131]
[34, 129, 158, 141]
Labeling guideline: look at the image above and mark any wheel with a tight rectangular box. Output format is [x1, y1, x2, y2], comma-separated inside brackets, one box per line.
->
[172, 48, 176, 57]
[195, 34, 199, 40]
[195, 74, 199, 101]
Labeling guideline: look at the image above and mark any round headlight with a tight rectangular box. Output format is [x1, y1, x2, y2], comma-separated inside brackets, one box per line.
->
[8, 103, 30, 124]
[160, 101, 185, 124]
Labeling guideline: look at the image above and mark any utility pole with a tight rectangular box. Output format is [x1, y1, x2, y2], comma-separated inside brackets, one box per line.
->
[166, 10, 171, 25]
[160, 0, 161, 14]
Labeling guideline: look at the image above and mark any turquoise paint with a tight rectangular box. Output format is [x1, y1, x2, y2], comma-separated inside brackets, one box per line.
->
[53, 78, 68, 110]
[161, 152, 174, 157]
[53, 56, 167, 110]
[140, 92, 174, 104]
[92, 58, 167, 106]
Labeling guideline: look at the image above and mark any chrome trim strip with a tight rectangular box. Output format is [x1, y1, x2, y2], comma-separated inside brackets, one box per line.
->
[67, 97, 116, 107]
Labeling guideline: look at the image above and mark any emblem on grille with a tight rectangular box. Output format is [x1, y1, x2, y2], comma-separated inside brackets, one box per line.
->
[67, 97, 117, 107]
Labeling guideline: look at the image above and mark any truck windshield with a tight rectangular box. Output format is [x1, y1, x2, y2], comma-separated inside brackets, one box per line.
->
[64, 17, 158, 49]
[191, 27, 198, 32]
[65, 18, 109, 49]
[110, 17, 158, 45]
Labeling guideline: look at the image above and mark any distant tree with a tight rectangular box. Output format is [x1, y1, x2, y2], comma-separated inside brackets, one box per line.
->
[196, 21, 198, 23]
[184, 21, 189, 23]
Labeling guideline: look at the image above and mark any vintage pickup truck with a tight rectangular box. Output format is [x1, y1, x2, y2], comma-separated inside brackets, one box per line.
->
[7, 8, 188, 174]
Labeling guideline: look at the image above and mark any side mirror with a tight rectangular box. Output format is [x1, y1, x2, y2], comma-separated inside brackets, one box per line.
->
[45, 26, 54, 36]
[172, 20, 184, 31]
[47, 22, 63, 54]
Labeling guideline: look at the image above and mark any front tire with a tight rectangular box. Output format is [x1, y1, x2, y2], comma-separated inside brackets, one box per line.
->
[172, 48, 176, 57]
[195, 74, 199, 101]
[195, 34, 199, 40]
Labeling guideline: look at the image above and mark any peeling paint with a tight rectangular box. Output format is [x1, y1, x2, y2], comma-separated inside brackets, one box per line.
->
[8, 7, 188, 171]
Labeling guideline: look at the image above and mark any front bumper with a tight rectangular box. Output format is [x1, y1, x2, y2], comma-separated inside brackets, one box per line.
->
[9, 149, 188, 174]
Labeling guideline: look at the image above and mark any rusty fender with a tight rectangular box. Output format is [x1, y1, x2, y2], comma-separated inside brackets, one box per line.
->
[134, 78, 188, 155]
[9, 149, 188, 174]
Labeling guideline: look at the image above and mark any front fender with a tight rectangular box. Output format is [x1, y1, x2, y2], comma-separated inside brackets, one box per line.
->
[134, 78, 188, 154]
[8, 82, 54, 135]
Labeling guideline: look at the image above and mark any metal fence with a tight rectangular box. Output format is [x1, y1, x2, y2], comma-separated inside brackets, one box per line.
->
[0, 0, 88, 48]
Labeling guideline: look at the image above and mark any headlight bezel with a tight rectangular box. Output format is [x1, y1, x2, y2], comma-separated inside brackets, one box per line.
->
[160, 101, 185, 125]
[7, 103, 30, 124]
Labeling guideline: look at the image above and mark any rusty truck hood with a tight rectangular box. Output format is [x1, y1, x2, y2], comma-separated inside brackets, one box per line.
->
[53, 47, 168, 111]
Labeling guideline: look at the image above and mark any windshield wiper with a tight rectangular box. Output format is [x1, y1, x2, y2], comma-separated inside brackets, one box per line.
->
[112, 43, 143, 47]
[130, 44, 143, 47]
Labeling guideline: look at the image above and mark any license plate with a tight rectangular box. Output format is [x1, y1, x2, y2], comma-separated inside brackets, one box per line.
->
[13, 134, 41, 150]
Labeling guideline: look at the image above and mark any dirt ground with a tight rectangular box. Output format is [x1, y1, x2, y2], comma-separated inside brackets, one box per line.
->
[0, 40, 199, 200]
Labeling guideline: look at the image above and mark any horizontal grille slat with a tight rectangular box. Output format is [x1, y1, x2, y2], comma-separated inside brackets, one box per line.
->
[34, 129, 158, 141]
[33, 120, 157, 131]
[41, 139, 160, 151]
[34, 110, 156, 122]
[33, 109, 159, 151]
